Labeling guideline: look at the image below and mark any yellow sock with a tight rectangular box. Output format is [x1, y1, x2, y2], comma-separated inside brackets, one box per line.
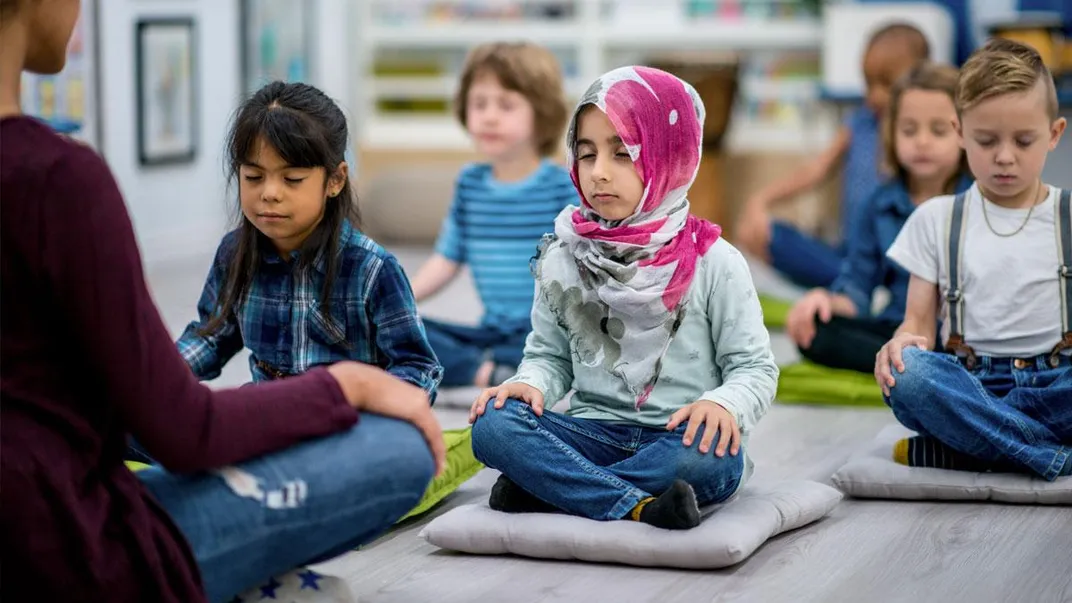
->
[892, 438, 910, 466]
[629, 496, 656, 521]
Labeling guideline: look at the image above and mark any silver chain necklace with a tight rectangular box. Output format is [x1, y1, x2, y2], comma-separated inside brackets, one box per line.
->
[980, 181, 1044, 238]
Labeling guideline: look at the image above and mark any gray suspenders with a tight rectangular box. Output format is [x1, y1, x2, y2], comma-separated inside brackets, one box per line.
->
[944, 188, 1072, 368]
[1054, 188, 1072, 362]
[943, 192, 974, 366]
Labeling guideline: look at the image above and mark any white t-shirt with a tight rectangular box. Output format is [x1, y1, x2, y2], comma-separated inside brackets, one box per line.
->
[887, 183, 1068, 358]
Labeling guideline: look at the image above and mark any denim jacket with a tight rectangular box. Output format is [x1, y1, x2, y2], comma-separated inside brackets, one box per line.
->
[830, 174, 973, 322]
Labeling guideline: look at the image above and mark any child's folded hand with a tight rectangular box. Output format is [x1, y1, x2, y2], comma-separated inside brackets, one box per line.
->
[666, 401, 741, 457]
[469, 382, 545, 424]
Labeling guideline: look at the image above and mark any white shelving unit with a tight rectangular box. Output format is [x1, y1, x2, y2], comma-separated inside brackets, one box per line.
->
[354, 0, 838, 154]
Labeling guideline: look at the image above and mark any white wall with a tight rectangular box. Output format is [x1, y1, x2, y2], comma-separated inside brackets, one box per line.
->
[97, 0, 352, 269]
[99, 1, 239, 269]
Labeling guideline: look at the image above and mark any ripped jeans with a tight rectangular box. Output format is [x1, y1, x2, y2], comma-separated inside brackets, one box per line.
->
[136, 414, 434, 603]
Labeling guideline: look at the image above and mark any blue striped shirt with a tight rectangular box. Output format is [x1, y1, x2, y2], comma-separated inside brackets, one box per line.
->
[435, 160, 577, 328]
[177, 220, 442, 394]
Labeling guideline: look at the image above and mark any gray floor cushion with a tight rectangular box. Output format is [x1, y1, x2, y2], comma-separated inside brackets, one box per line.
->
[419, 479, 841, 569]
[831, 424, 1072, 504]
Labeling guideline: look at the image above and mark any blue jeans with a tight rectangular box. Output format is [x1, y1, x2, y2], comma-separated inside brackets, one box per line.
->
[137, 414, 434, 603]
[887, 347, 1072, 481]
[471, 399, 744, 520]
[423, 318, 529, 387]
[768, 221, 844, 289]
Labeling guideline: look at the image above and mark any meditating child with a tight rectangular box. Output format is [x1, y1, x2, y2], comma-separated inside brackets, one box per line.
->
[410, 42, 577, 388]
[469, 66, 780, 530]
[787, 62, 972, 373]
[736, 23, 930, 289]
[876, 39, 1071, 480]
[177, 81, 442, 395]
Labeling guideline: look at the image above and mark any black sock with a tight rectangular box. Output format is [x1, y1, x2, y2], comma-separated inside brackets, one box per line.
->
[895, 436, 999, 472]
[635, 480, 701, 530]
[488, 475, 559, 514]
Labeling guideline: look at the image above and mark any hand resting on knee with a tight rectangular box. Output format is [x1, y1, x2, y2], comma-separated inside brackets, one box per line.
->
[327, 361, 446, 476]
[469, 382, 545, 423]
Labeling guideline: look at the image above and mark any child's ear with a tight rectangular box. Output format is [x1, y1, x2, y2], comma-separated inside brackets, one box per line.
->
[955, 119, 964, 148]
[328, 161, 349, 197]
[1049, 117, 1067, 150]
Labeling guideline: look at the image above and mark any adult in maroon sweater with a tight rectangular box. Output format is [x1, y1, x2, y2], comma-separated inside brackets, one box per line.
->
[0, 1, 446, 601]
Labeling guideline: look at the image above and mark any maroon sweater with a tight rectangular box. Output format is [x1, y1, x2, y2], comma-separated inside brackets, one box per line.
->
[0, 116, 359, 602]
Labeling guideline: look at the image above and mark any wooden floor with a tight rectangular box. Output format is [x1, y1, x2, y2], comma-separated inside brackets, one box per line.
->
[149, 247, 1072, 603]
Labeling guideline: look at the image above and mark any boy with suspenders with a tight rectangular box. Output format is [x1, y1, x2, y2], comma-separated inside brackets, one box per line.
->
[874, 38, 1072, 481]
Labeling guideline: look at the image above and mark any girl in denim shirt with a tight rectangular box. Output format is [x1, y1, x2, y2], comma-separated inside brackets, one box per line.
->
[786, 62, 972, 373]
[176, 82, 442, 395]
[467, 67, 779, 530]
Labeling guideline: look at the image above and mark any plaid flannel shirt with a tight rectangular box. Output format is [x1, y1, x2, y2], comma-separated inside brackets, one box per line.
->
[177, 221, 443, 397]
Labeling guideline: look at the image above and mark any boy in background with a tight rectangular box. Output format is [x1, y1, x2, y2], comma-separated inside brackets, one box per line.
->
[411, 42, 577, 388]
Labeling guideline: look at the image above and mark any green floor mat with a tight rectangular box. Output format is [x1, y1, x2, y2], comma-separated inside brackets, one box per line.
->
[399, 427, 483, 522]
[776, 360, 888, 408]
[759, 294, 793, 329]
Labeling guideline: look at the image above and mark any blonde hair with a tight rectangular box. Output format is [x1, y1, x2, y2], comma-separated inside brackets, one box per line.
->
[956, 37, 1058, 120]
[882, 61, 967, 189]
[454, 42, 569, 157]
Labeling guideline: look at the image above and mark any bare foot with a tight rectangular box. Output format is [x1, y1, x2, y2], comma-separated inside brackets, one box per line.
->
[473, 360, 494, 388]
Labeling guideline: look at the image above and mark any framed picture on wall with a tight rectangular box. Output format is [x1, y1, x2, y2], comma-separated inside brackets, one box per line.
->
[240, 0, 316, 94]
[135, 17, 197, 166]
[21, 0, 101, 149]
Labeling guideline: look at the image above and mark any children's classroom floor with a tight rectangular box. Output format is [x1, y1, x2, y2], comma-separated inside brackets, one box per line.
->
[147, 245, 1072, 603]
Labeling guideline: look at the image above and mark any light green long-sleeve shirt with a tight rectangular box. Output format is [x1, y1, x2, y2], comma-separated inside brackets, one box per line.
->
[506, 238, 779, 488]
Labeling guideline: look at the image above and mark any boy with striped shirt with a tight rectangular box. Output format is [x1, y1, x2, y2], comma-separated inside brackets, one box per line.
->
[411, 42, 577, 387]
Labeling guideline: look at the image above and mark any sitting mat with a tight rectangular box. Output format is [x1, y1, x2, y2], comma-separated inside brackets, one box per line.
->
[831, 424, 1072, 504]
[759, 294, 792, 329]
[420, 479, 842, 569]
[399, 427, 483, 522]
[777, 360, 887, 408]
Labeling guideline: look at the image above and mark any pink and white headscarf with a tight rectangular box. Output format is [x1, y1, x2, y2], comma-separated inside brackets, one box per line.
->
[535, 66, 722, 407]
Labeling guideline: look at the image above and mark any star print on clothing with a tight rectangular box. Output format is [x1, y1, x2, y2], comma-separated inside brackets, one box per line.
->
[297, 569, 323, 591]
[259, 576, 281, 599]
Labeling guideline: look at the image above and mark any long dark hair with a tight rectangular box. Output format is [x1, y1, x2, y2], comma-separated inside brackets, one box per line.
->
[200, 81, 360, 335]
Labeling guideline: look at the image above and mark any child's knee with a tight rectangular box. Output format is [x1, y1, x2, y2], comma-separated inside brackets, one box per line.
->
[470, 399, 533, 464]
[887, 347, 953, 423]
[674, 449, 744, 505]
[889, 347, 940, 396]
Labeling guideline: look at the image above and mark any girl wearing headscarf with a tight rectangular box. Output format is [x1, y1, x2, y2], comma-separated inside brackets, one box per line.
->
[468, 66, 779, 529]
